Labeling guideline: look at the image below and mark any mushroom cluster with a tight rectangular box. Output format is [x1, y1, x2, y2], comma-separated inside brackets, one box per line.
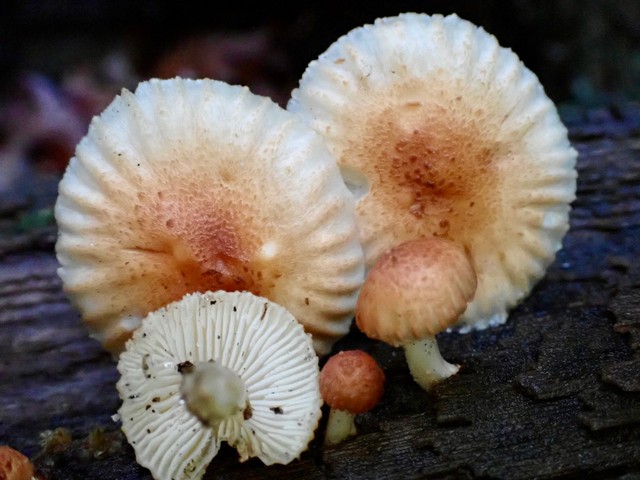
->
[288, 12, 577, 334]
[54, 9, 578, 477]
[288, 12, 577, 390]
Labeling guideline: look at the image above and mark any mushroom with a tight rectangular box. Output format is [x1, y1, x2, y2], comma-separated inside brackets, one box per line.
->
[356, 237, 477, 390]
[117, 290, 322, 480]
[0, 446, 36, 480]
[319, 349, 385, 445]
[55, 77, 364, 356]
[288, 13, 577, 332]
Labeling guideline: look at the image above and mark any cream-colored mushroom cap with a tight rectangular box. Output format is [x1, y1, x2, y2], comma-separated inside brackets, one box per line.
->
[356, 237, 477, 346]
[288, 13, 577, 331]
[55, 77, 364, 355]
[117, 290, 322, 480]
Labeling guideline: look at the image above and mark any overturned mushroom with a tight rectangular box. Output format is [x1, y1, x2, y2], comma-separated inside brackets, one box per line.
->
[55, 77, 364, 355]
[117, 290, 322, 480]
[288, 13, 577, 331]
[356, 237, 477, 390]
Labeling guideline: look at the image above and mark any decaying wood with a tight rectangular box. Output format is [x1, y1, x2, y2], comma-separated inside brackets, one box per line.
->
[1, 108, 639, 479]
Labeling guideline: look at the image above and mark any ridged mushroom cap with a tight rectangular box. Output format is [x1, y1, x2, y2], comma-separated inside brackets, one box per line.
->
[117, 290, 322, 480]
[55, 77, 364, 355]
[356, 237, 477, 346]
[288, 13, 577, 331]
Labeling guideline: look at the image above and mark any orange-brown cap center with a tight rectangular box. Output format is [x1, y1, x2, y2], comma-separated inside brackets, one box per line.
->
[122, 186, 278, 317]
[319, 350, 385, 414]
[342, 83, 507, 265]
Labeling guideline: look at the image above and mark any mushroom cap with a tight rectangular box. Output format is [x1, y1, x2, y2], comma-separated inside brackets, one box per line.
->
[55, 77, 364, 355]
[288, 13, 577, 331]
[319, 349, 385, 414]
[0, 446, 35, 480]
[356, 237, 477, 347]
[117, 290, 322, 479]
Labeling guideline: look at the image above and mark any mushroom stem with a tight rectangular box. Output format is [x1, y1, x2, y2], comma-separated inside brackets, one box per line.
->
[324, 408, 357, 446]
[403, 336, 459, 390]
[179, 360, 250, 426]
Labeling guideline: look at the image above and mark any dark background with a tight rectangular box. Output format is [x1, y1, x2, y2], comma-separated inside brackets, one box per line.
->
[0, 1, 639, 214]
[1, 0, 639, 108]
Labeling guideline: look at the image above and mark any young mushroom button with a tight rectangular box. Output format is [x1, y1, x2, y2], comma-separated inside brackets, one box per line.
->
[356, 237, 477, 390]
[55, 77, 364, 356]
[0, 446, 36, 480]
[116, 290, 322, 480]
[319, 349, 385, 445]
[288, 12, 577, 333]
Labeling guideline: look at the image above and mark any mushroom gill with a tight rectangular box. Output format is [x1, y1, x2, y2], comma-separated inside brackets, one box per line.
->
[117, 290, 322, 479]
[288, 13, 578, 330]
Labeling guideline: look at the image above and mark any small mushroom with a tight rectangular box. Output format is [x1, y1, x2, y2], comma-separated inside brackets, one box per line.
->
[117, 290, 322, 480]
[288, 13, 577, 332]
[356, 237, 477, 390]
[0, 445, 36, 480]
[55, 77, 364, 356]
[319, 350, 385, 445]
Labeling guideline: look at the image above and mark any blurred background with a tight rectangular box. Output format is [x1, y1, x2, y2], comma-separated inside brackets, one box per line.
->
[0, 0, 638, 224]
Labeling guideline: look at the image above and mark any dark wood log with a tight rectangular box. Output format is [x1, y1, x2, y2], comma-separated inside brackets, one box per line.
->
[1, 106, 640, 479]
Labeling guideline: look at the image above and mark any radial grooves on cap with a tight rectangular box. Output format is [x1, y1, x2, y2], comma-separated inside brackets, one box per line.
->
[302, 294, 362, 330]
[56, 166, 105, 220]
[304, 220, 358, 255]
[56, 78, 364, 354]
[289, 13, 577, 331]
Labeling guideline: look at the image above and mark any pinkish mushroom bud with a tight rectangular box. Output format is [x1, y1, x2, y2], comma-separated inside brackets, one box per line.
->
[319, 350, 385, 445]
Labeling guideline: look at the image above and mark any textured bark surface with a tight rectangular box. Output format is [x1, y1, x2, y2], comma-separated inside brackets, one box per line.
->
[1, 108, 640, 479]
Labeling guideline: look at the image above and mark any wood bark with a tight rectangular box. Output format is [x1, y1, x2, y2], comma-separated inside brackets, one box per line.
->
[1, 108, 639, 479]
